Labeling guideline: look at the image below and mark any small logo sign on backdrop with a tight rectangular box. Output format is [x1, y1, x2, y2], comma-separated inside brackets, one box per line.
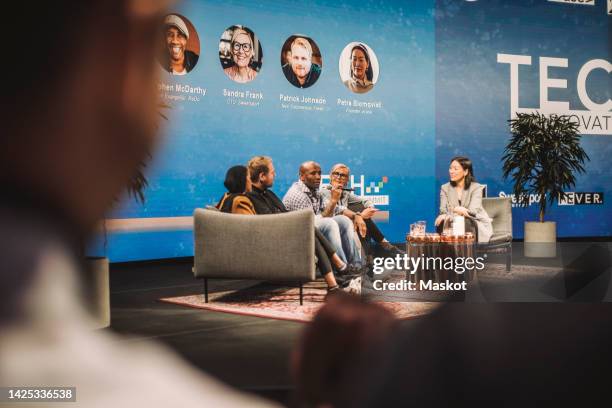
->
[548, 0, 595, 5]
[321, 174, 390, 206]
[498, 191, 542, 208]
[558, 192, 604, 206]
[608, 0, 612, 14]
[353, 175, 390, 205]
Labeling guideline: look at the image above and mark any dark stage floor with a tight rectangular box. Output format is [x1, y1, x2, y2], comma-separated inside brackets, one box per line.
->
[107, 240, 610, 405]
[108, 258, 309, 404]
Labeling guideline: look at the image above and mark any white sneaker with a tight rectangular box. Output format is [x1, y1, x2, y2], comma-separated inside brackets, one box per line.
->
[342, 276, 362, 295]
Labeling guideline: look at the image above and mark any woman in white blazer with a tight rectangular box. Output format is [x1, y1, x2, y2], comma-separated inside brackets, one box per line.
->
[435, 156, 492, 243]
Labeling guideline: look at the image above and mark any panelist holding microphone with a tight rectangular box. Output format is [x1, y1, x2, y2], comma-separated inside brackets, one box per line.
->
[321, 163, 404, 256]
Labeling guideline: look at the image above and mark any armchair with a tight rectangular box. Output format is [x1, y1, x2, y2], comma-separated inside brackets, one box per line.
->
[480, 197, 513, 271]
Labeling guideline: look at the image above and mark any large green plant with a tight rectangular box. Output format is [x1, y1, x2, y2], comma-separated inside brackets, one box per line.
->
[126, 159, 149, 204]
[502, 112, 589, 222]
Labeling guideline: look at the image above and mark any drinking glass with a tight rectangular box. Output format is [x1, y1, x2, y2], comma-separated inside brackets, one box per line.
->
[442, 216, 453, 236]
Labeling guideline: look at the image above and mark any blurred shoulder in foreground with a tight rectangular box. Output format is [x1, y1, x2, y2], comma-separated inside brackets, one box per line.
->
[0, 1, 277, 406]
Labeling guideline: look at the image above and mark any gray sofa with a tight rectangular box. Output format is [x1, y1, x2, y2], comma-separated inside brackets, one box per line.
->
[193, 208, 316, 304]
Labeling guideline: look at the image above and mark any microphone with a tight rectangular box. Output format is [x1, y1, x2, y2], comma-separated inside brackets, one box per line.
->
[326, 185, 355, 192]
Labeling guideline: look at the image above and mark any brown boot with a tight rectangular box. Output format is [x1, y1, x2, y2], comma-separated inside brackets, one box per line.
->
[380, 241, 405, 255]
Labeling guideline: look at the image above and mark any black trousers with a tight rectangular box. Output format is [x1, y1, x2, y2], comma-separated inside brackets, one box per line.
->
[347, 202, 386, 256]
[315, 229, 336, 258]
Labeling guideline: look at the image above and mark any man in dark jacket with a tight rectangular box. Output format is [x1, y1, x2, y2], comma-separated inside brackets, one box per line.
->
[246, 156, 286, 215]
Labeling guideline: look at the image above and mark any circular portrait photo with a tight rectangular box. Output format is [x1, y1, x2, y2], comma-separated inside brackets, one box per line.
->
[339, 42, 379, 94]
[281, 35, 323, 89]
[159, 14, 200, 75]
[219, 25, 263, 84]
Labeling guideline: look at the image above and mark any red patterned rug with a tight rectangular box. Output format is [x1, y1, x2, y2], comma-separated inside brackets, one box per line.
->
[160, 281, 438, 323]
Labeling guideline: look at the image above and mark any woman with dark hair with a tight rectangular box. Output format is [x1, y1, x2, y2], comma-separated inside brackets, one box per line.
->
[216, 165, 357, 294]
[343, 43, 374, 94]
[435, 156, 492, 243]
[215, 165, 256, 215]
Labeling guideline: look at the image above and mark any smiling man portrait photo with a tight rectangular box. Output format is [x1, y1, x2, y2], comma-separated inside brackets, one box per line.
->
[160, 14, 199, 75]
[281, 36, 322, 89]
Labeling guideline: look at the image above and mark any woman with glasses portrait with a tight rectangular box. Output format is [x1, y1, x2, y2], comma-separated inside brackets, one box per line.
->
[222, 27, 259, 83]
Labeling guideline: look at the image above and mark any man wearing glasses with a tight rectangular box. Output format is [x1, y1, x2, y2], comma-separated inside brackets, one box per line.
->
[321, 163, 404, 256]
[283, 161, 363, 268]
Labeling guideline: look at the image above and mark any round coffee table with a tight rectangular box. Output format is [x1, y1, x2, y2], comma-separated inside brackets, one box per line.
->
[405, 233, 476, 285]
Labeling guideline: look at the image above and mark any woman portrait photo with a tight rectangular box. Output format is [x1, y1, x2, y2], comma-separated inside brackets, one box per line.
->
[159, 14, 200, 75]
[219, 25, 262, 84]
[339, 42, 379, 94]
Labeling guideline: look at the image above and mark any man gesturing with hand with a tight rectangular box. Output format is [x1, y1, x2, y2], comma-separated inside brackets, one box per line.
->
[323, 175, 368, 239]
[321, 163, 404, 256]
[283, 161, 363, 268]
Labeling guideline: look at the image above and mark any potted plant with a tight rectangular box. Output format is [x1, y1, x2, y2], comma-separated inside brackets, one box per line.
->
[85, 104, 167, 328]
[502, 112, 589, 257]
[84, 163, 150, 329]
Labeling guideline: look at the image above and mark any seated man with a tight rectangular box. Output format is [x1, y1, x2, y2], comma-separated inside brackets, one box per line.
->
[246, 156, 361, 289]
[283, 161, 362, 267]
[321, 163, 404, 256]
[245, 156, 286, 215]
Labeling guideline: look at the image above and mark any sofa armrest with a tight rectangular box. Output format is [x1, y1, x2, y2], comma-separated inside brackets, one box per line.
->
[193, 208, 316, 281]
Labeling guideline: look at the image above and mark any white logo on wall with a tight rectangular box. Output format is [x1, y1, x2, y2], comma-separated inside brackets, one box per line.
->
[558, 192, 604, 205]
[498, 53, 612, 135]
[548, 0, 594, 5]
[498, 191, 542, 208]
[498, 191, 604, 207]
[608, 0, 612, 14]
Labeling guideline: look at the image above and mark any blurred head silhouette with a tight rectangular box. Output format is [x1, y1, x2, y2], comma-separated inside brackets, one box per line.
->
[1, 0, 166, 237]
[292, 293, 398, 408]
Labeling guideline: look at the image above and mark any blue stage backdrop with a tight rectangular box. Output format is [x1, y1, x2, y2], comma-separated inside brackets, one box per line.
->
[435, 0, 611, 239]
[96, 0, 610, 262]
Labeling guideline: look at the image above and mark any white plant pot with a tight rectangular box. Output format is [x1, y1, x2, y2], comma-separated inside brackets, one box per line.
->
[524, 221, 557, 258]
[85, 257, 110, 329]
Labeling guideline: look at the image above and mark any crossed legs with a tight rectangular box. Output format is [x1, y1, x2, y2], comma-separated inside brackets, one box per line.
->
[315, 215, 362, 266]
